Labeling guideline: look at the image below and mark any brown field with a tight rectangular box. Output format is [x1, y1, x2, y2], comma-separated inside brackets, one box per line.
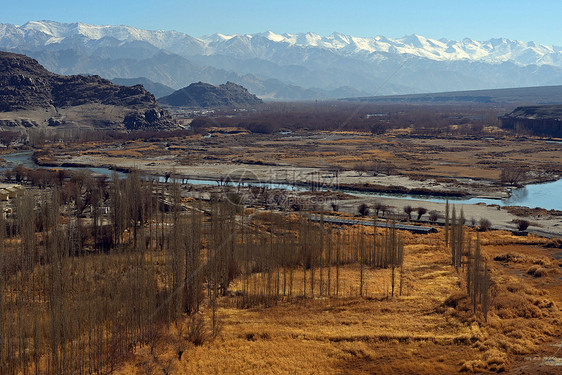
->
[32, 130, 562, 192]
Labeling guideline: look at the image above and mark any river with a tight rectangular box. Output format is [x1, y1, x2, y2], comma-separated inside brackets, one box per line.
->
[2, 150, 561, 211]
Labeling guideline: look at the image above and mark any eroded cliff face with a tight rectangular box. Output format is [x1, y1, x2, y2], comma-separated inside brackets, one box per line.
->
[501, 105, 562, 137]
[0, 51, 175, 130]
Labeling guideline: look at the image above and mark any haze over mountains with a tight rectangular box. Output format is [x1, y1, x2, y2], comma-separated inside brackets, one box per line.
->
[2, 20, 562, 100]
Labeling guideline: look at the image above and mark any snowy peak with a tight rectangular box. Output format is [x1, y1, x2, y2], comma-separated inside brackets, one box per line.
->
[1, 20, 562, 67]
[6, 20, 206, 55]
[2, 21, 562, 100]
[194, 29, 562, 66]
[258, 30, 286, 42]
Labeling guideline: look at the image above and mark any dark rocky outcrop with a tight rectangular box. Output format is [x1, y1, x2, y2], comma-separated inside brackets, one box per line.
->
[0, 51, 174, 130]
[500, 105, 562, 137]
[159, 81, 262, 108]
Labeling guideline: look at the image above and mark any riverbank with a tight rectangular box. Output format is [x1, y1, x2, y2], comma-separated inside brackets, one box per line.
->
[42, 154, 560, 237]
[3, 150, 559, 237]
[17, 128, 561, 202]
[34, 152, 509, 198]
[332, 196, 562, 238]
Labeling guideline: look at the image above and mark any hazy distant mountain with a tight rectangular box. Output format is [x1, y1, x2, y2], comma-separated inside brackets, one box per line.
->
[110, 77, 175, 98]
[159, 81, 263, 108]
[2, 21, 562, 100]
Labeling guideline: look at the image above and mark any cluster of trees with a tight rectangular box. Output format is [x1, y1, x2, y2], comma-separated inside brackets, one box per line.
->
[353, 161, 396, 176]
[0, 131, 24, 147]
[190, 102, 501, 135]
[0, 171, 409, 374]
[235, 214, 405, 307]
[0, 172, 207, 374]
[10, 127, 196, 148]
[402, 205, 427, 221]
[5, 165, 68, 188]
[500, 115, 562, 138]
[0, 167, 501, 373]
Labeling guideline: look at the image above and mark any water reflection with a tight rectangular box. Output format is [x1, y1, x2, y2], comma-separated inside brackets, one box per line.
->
[505, 187, 528, 205]
[504, 179, 562, 210]
[0, 151, 125, 178]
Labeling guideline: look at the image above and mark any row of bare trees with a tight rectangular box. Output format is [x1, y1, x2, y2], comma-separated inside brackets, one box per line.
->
[444, 201, 490, 320]
[192, 102, 501, 135]
[234, 214, 405, 308]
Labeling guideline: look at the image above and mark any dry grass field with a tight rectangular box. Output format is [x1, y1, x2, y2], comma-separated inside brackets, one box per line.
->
[114, 227, 561, 375]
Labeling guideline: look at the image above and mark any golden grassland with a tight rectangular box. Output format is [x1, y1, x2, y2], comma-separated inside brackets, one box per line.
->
[115, 229, 561, 374]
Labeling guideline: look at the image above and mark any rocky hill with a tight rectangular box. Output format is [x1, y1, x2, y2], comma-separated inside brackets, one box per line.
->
[159, 81, 263, 108]
[0, 51, 174, 130]
[110, 77, 175, 99]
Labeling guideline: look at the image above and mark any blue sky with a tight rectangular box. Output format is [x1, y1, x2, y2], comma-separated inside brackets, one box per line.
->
[3, 0, 562, 45]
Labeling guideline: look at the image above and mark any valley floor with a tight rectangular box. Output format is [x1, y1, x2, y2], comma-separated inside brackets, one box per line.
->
[28, 130, 562, 237]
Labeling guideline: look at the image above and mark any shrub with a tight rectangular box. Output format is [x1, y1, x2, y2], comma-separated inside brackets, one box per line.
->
[358, 203, 370, 217]
[479, 218, 491, 232]
[187, 314, 206, 346]
[526, 265, 549, 278]
[514, 219, 530, 232]
[428, 210, 439, 223]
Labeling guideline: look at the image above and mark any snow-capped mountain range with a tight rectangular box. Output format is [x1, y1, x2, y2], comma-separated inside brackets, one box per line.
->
[1, 20, 562, 99]
[208, 31, 562, 66]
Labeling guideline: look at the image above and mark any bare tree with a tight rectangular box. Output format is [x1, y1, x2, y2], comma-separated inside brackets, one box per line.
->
[358, 203, 370, 217]
[500, 165, 528, 186]
[416, 207, 427, 221]
[403, 205, 413, 221]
